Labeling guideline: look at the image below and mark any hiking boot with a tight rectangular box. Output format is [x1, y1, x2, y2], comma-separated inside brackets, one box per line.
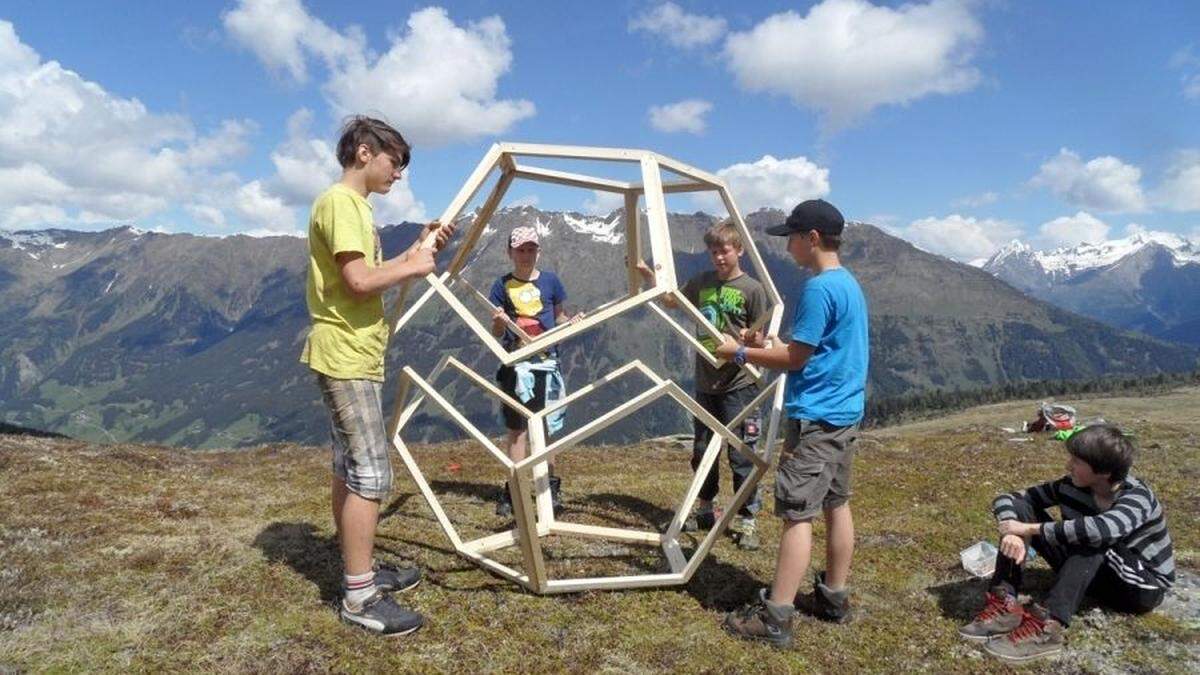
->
[723, 588, 793, 649]
[983, 604, 1064, 663]
[496, 484, 513, 518]
[340, 591, 424, 637]
[794, 571, 852, 623]
[732, 517, 760, 551]
[549, 475, 564, 516]
[372, 561, 422, 594]
[959, 585, 1023, 642]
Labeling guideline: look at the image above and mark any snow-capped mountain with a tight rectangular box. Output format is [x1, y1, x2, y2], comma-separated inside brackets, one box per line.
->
[982, 231, 1200, 345]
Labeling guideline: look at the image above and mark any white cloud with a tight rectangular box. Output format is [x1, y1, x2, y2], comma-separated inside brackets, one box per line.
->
[231, 180, 297, 233]
[582, 191, 624, 216]
[0, 20, 255, 230]
[901, 214, 1023, 261]
[952, 191, 998, 208]
[1034, 211, 1109, 249]
[694, 155, 830, 213]
[648, 99, 712, 134]
[1031, 148, 1147, 213]
[221, 0, 360, 83]
[225, 1, 534, 146]
[1170, 46, 1200, 100]
[1153, 150, 1200, 212]
[629, 3, 727, 49]
[723, 0, 984, 130]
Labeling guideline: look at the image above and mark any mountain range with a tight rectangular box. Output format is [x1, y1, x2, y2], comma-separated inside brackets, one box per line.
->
[980, 231, 1200, 346]
[2, 209, 1196, 448]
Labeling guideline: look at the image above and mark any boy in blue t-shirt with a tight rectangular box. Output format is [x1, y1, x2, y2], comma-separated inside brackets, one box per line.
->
[488, 226, 580, 517]
[716, 199, 869, 648]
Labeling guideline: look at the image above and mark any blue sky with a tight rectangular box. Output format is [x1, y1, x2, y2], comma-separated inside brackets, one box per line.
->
[1, 0, 1198, 261]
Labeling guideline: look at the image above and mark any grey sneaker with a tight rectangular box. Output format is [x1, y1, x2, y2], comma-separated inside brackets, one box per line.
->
[983, 604, 1064, 663]
[794, 571, 852, 623]
[549, 475, 564, 516]
[372, 561, 421, 594]
[682, 507, 719, 532]
[340, 591, 424, 637]
[959, 585, 1023, 642]
[723, 588, 793, 649]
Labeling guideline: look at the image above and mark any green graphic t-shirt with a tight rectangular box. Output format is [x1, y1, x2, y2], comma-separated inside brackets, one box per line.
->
[681, 270, 769, 393]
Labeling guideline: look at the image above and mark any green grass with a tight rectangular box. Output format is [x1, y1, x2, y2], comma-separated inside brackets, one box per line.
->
[1, 389, 1198, 672]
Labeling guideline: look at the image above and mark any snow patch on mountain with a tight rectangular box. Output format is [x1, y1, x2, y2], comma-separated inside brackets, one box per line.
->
[561, 211, 623, 244]
[986, 231, 1200, 278]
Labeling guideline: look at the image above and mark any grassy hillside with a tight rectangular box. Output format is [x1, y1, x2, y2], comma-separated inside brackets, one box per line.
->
[2, 390, 1197, 672]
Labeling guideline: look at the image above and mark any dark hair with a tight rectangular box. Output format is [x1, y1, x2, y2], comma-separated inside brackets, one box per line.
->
[815, 231, 841, 251]
[336, 116, 411, 170]
[702, 221, 743, 249]
[1066, 424, 1135, 483]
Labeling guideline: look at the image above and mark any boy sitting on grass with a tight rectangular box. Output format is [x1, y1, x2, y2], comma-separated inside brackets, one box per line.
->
[960, 424, 1175, 663]
[637, 220, 769, 550]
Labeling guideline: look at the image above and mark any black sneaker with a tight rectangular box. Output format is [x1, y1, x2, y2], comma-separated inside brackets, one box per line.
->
[794, 571, 852, 623]
[373, 561, 421, 594]
[682, 508, 718, 532]
[496, 484, 513, 518]
[340, 591, 424, 637]
[549, 475, 564, 516]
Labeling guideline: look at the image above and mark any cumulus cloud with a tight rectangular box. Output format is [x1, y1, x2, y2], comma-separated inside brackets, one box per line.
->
[1030, 148, 1147, 213]
[1153, 149, 1200, 212]
[723, 0, 983, 130]
[0, 20, 254, 230]
[224, 1, 534, 146]
[694, 155, 830, 213]
[1034, 211, 1109, 249]
[222, 0, 360, 83]
[900, 214, 1023, 261]
[648, 99, 712, 134]
[629, 2, 727, 48]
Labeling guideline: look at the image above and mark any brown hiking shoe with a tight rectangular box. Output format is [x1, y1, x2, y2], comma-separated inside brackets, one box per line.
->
[723, 589, 794, 649]
[959, 586, 1023, 642]
[984, 604, 1065, 663]
[794, 571, 851, 623]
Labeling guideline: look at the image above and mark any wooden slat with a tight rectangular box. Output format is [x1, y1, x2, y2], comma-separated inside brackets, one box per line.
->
[639, 156, 676, 289]
[400, 366, 513, 468]
[509, 467, 548, 591]
[499, 142, 648, 163]
[462, 529, 520, 554]
[624, 192, 642, 296]
[543, 573, 684, 593]
[518, 382, 669, 469]
[548, 522, 662, 545]
[501, 287, 665, 364]
[512, 163, 631, 192]
[393, 437, 464, 548]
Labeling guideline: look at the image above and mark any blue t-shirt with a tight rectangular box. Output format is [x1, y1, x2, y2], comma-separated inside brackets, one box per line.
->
[489, 270, 567, 352]
[785, 267, 869, 426]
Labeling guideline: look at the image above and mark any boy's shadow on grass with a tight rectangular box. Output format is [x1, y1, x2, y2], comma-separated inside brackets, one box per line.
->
[927, 567, 1057, 622]
[252, 493, 420, 603]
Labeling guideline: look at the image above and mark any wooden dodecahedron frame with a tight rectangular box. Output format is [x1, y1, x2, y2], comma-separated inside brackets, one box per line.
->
[386, 143, 789, 593]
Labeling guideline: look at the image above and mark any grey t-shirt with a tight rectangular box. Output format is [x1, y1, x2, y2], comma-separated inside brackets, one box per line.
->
[681, 270, 769, 394]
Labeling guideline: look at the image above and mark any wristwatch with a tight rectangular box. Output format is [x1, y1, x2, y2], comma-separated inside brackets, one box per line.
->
[734, 345, 748, 366]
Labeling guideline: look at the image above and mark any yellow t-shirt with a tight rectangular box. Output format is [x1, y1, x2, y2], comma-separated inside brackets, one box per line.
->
[300, 183, 388, 381]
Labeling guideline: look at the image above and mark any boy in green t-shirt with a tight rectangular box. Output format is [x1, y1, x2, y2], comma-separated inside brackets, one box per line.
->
[638, 221, 769, 550]
[301, 116, 453, 637]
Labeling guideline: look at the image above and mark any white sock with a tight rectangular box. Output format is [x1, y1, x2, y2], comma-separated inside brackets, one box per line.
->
[344, 569, 376, 610]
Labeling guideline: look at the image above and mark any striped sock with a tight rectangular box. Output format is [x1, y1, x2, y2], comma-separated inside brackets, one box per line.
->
[344, 569, 377, 610]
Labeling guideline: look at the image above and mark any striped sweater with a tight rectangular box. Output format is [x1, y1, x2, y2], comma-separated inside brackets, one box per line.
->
[993, 475, 1175, 589]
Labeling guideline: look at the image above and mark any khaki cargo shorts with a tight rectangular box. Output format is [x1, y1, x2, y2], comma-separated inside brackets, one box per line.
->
[774, 419, 859, 522]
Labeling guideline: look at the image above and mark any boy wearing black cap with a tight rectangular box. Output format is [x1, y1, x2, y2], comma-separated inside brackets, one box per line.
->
[717, 199, 869, 648]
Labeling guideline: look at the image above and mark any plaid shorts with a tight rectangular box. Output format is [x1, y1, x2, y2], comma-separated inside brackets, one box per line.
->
[316, 374, 393, 500]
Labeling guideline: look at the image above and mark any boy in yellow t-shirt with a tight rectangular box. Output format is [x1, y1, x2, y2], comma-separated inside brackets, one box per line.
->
[301, 116, 453, 637]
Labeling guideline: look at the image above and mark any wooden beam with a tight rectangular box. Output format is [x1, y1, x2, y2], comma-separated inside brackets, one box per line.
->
[509, 466, 548, 592]
[400, 366, 513, 468]
[446, 167, 515, 278]
[652, 152, 723, 187]
[663, 432, 724, 541]
[719, 187, 784, 307]
[624, 192, 642, 297]
[548, 522, 662, 545]
[537, 360, 645, 418]
[519, 382, 670, 469]
[663, 538, 687, 574]
[427, 276, 514, 363]
[393, 438, 465, 549]
[462, 529, 521, 554]
[501, 287, 666, 364]
[526, 420, 556, 530]
[639, 156, 676, 289]
[511, 163, 631, 193]
[543, 573, 685, 594]
[498, 142, 648, 163]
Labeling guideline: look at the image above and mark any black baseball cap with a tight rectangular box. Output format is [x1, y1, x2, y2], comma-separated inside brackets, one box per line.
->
[765, 199, 845, 236]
